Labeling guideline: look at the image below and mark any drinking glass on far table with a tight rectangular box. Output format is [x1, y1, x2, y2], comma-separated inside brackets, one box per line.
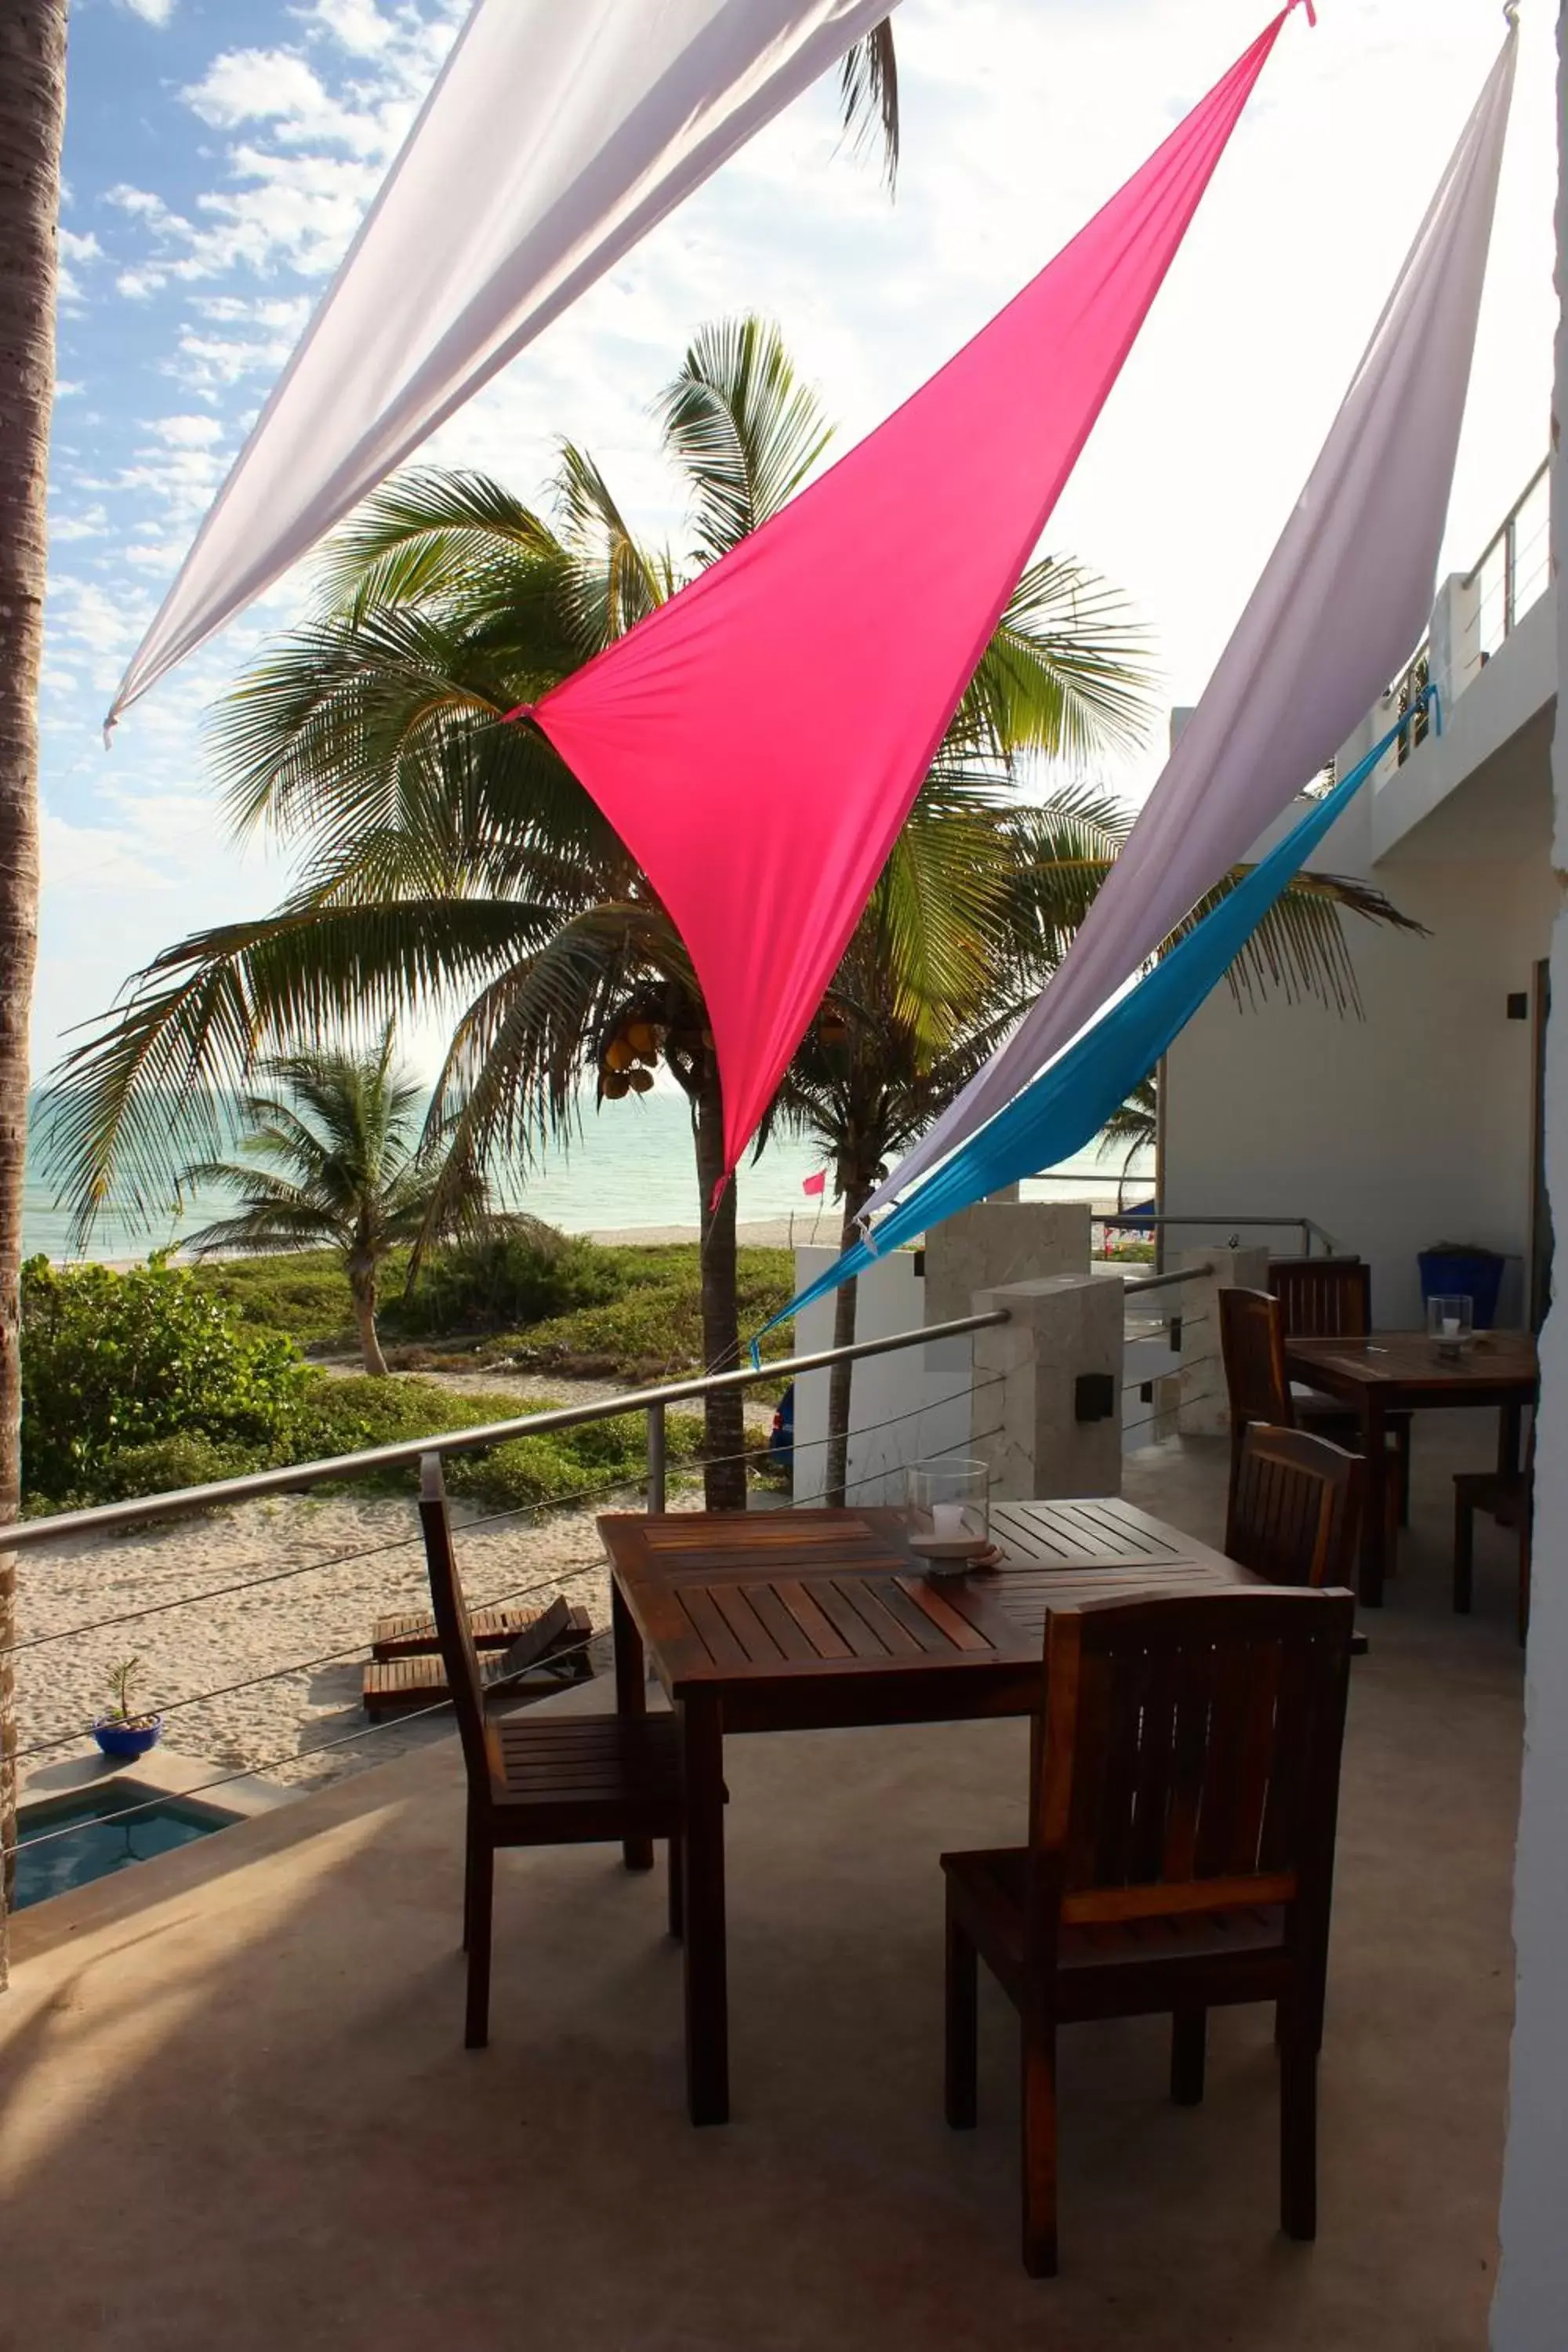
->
[1427, 1294, 1474, 1360]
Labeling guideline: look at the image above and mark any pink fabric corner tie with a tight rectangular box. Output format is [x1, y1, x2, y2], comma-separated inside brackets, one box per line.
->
[1287, 0, 1317, 25]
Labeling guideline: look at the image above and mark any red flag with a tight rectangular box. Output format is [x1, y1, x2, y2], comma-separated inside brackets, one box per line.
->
[529, 15, 1290, 1195]
[802, 1169, 827, 1198]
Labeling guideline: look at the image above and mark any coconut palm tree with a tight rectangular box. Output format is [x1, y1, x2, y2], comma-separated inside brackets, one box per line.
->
[1098, 1073, 1159, 1207]
[180, 1030, 488, 1376]
[42, 316, 1158, 1507]
[0, 0, 68, 1965]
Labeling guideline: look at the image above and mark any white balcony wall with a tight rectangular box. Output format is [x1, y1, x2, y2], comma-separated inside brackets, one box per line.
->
[1163, 571, 1557, 1332]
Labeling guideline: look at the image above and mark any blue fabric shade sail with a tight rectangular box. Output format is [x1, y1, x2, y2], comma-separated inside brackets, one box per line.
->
[757, 696, 1432, 1352]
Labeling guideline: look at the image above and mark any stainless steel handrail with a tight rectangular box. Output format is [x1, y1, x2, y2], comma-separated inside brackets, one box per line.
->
[1123, 1262, 1214, 1297]
[1464, 456, 1550, 596]
[0, 1307, 1011, 1555]
[1102, 1212, 1337, 1257]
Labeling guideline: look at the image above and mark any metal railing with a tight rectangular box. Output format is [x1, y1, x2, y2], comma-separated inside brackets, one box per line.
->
[1123, 1261, 1214, 1298]
[1468, 456, 1550, 662]
[1101, 1212, 1337, 1258]
[0, 1308, 1011, 1555]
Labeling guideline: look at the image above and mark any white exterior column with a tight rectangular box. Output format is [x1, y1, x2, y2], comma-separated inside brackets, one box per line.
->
[1173, 1244, 1269, 1436]
[1492, 9, 1567, 2343]
[970, 1274, 1125, 1500]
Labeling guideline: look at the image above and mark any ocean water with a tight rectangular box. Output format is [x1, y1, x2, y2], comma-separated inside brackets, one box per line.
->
[24, 1084, 1151, 1261]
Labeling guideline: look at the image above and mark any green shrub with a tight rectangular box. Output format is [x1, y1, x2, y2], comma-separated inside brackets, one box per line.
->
[388, 1219, 625, 1338]
[191, 1251, 363, 1351]
[513, 1245, 795, 1375]
[85, 1432, 266, 1506]
[21, 1256, 312, 1507]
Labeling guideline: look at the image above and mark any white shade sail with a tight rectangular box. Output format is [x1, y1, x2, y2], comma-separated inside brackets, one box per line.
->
[105, 0, 900, 734]
[862, 20, 1517, 1225]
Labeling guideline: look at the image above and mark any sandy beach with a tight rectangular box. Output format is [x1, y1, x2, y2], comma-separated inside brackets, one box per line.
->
[13, 1359, 761, 1802]
[15, 1481, 670, 1800]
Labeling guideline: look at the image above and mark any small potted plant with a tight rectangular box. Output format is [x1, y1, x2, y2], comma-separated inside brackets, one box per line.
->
[93, 1657, 163, 1761]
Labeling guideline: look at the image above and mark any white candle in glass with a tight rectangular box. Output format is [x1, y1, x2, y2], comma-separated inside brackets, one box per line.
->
[931, 1502, 966, 1537]
[1442, 1316, 1461, 1337]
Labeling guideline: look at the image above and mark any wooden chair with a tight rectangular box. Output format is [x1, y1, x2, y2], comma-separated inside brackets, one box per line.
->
[1267, 1258, 1412, 1520]
[1226, 1425, 1363, 1592]
[942, 1587, 1356, 2277]
[418, 1453, 687, 2049]
[1454, 1420, 1534, 1643]
[1218, 1288, 1400, 1561]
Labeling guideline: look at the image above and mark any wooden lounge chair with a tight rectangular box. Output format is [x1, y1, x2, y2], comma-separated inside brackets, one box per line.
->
[372, 1602, 567, 1659]
[361, 1597, 595, 1719]
[1267, 1257, 1412, 1521]
[942, 1586, 1356, 2276]
[417, 1453, 688, 2049]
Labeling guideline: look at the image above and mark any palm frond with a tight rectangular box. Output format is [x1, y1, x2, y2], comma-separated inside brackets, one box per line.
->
[655, 316, 834, 564]
[837, 20, 899, 189]
[552, 441, 674, 645]
[953, 558, 1156, 768]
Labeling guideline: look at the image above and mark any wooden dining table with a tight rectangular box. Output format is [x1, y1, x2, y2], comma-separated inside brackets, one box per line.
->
[1282, 1328, 1538, 1609]
[599, 1496, 1256, 2125]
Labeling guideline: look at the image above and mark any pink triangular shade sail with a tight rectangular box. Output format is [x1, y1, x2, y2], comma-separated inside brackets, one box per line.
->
[530, 13, 1296, 1190]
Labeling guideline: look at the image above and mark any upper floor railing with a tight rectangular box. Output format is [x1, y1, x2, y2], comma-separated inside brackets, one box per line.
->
[1470, 455, 1550, 662]
[1384, 455, 1550, 759]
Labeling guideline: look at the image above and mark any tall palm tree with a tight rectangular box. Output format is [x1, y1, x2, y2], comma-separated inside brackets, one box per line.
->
[1098, 1073, 1159, 1207]
[0, 0, 68, 1970]
[43, 317, 1157, 1507]
[180, 1030, 488, 1375]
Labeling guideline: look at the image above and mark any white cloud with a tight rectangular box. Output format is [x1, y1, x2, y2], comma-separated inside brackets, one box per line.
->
[49, 505, 111, 544]
[118, 0, 178, 25]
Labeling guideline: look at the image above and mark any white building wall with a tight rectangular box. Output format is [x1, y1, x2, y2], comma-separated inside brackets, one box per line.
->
[790, 1248, 970, 1505]
[1491, 5, 1568, 2338]
[1164, 841, 1556, 1330]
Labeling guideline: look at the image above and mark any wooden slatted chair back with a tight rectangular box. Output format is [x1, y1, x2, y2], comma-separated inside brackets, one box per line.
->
[1034, 1589, 1355, 1936]
[1226, 1425, 1363, 1590]
[1218, 1286, 1292, 1433]
[1269, 1256, 1371, 1340]
[418, 1452, 495, 1791]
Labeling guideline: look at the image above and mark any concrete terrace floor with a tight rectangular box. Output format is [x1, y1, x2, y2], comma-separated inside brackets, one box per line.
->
[0, 1416, 1525, 2352]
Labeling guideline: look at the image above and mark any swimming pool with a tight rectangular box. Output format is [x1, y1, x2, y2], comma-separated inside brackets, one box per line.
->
[13, 1788, 234, 1910]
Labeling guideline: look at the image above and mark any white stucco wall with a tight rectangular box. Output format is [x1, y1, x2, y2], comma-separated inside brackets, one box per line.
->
[1164, 839, 1556, 1330]
[790, 1247, 972, 1505]
[1490, 6, 1567, 2339]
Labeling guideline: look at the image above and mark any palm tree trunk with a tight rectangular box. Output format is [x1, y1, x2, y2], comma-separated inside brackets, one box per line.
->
[824, 1174, 873, 1507]
[0, 0, 66, 1979]
[693, 1067, 746, 1511]
[349, 1264, 390, 1377]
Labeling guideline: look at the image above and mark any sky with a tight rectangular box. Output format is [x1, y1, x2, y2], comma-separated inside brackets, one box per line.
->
[40, 0, 1559, 1081]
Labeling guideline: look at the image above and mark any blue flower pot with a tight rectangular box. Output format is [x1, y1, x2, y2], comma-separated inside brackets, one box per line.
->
[93, 1716, 163, 1762]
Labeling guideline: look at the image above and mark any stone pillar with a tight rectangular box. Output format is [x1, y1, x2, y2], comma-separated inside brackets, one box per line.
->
[922, 1200, 1091, 1322]
[1173, 1244, 1268, 1437]
[970, 1274, 1124, 1501]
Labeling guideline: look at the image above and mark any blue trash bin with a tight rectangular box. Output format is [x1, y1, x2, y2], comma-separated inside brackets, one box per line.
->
[1417, 1247, 1506, 1330]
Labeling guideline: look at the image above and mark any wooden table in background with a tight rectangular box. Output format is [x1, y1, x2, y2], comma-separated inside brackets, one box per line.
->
[1283, 1330, 1538, 1610]
[600, 1498, 1254, 2125]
